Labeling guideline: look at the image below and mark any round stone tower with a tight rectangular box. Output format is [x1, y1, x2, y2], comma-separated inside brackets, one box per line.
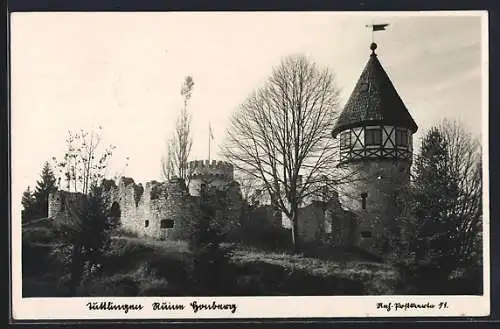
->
[187, 160, 235, 196]
[331, 42, 418, 255]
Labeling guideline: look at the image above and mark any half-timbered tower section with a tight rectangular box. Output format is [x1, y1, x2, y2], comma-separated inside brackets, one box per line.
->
[332, 42, 418, 255]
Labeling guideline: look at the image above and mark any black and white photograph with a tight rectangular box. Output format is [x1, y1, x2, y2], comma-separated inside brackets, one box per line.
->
[10, 11, 489, 319]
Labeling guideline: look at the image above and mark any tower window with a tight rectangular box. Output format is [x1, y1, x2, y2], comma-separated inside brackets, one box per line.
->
[145, 220, 149, 227]
[395, 129, 408, 147]
[340, 131, 351, 149]
[365, 128, 382, 146]
[361, 192, 368, 210]
[361, 230, 372, 238]
[160, 219, 174, 229]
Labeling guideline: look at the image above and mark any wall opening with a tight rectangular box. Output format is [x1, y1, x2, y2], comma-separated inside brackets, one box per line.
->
[360, 230, 372, 238]
[144, 220, 149, 228]
[109, 202, 121, 225]
[361, 192, 368, 210]
[110, 202, 121, 218]
[200, 183, 208, 200]
[150, 185, 162, 200]
[160, 219, 175, 229]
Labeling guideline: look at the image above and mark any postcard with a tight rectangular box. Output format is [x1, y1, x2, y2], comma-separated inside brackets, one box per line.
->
[10, 10, 489, 320]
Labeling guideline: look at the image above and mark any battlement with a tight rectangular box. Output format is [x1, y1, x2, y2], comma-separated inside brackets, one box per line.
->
[188, 160, 234, 180]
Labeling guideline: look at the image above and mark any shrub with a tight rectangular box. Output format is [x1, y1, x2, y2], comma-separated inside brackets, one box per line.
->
[52, 185, 117, 295]
[187, 186, 235, 295]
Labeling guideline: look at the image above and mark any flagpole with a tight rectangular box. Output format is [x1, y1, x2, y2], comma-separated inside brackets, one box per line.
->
[371, 19, 374, 43]
[208, 123, 211, 162]
[366, 23, 389, 50]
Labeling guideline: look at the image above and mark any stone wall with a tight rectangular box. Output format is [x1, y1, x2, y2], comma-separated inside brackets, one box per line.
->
[297, 201, 327, 243]
[156, 179, 194, 240]
[338, 160, 410, 254]
[296, 192, 358, 247]
[47, 163, 366, 251]
[48, 160, 244, 242]
[48, 190, 86, 219]
[188, 160, 234, 196]
[100, 177, 196, 240]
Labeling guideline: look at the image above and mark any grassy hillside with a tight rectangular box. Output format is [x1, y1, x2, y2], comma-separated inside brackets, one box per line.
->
[22, 218, 401, 297]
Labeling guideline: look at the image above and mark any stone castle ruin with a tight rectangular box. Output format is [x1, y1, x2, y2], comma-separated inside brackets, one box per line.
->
[47, 42, 418, 256]
[49, 160, 245, 240]
[47, 159, 355, 247]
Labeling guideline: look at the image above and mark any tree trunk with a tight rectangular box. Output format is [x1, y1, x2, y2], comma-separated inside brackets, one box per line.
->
[291, 211, 301, 253]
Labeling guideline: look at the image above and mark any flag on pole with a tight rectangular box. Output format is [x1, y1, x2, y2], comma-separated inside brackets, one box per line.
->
[367, 23, 389, 31]
[209, 123, 214, 140]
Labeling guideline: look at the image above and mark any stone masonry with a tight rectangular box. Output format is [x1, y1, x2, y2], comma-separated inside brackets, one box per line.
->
[48, 160, 244, 240]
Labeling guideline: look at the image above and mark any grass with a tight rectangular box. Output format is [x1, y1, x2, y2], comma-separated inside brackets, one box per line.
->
[21, 217, 401, 296]
[233, 248, 393, 278]
[231, 245, 399, 295]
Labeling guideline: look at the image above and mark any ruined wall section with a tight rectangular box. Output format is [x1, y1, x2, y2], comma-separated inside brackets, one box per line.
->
[296, 190, 357, 247]
[156, 178, 194, 241]
[117, 178, 146, 235]
[110, 177, 193, 240]
[48, 190, 86, 219]
[48, 173, 359, 248]
[223, 181, 244, 234]
[297, 201, 327, 243]
[50, 177, 194, 240]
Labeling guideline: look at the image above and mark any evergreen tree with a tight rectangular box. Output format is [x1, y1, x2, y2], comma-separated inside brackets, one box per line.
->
[33, 161, 58, 217]
[21, 186, 36, 221]
[409, 128, 460, 280]
[400, 122, 482, 293]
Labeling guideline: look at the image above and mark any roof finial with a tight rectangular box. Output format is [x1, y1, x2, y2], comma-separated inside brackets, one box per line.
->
[370, 42, 378, 55]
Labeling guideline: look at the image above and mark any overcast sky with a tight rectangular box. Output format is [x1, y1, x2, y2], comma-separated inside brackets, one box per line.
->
[11, 11, 487, 208]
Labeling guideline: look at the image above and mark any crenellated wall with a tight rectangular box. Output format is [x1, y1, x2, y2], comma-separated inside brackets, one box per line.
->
[188, 160, 234, 179]
[46, 162, 360, 250]
[48, 160, 244, 241]
[188, 160, 235, 196]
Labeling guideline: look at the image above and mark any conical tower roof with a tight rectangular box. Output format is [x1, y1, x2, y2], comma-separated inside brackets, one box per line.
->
[332, 43, 418, 137]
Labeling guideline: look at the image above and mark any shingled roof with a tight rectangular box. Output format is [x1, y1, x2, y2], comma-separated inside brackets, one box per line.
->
[332, 44, 418, 137]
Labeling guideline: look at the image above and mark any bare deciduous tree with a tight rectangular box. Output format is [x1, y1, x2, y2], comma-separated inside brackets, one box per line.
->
[222, 55, 353, 252]
[162, 76, 195, 183]
[438, 119, 482, 267]
[50, 127, 117, 295]
[161, 138, 175, 180]
[393, 119, 483, 289]
[52, 127, 115, 195]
